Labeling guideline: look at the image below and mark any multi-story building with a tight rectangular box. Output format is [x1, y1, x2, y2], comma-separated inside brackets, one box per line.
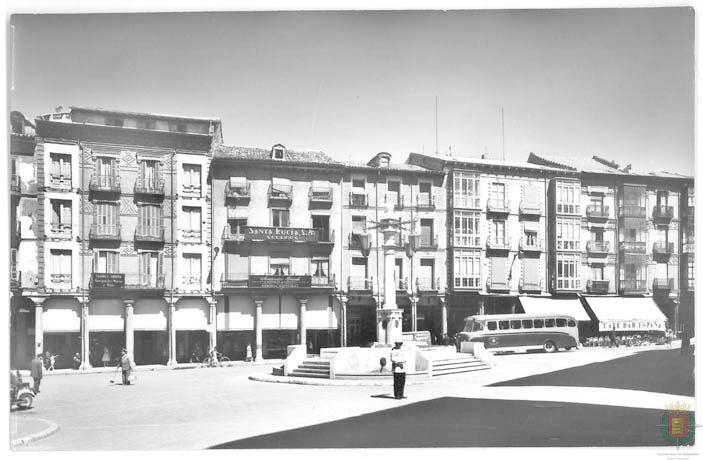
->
[528, 153, 695, 334]
[211, 144, 343, 360]
[407, 153, 577, 335]
[341, 153, 447, 344]
[10, 112, 39, 368]
[23, 107, 221, 369]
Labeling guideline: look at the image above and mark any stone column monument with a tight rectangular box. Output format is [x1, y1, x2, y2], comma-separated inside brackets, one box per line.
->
[376, 212, 404, 345]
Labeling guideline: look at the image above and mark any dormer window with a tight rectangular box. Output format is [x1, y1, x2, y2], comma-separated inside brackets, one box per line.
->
[271, 144, 286, 160]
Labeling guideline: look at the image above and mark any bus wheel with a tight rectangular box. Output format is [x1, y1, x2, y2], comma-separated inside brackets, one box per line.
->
[564, 346, 572, 351]
[543, 341, 557, 353]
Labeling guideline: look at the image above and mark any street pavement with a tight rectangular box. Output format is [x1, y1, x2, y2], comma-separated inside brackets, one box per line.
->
[10, 346, 695, 450]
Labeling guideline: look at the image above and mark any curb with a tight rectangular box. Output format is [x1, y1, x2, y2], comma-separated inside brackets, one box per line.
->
[248, 373, 468, 386]
[10, 418, 59, 448]
[42, 360, 284, 376]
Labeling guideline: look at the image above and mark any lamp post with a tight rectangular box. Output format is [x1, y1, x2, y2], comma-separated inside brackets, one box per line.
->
[405, 233, 420, 332]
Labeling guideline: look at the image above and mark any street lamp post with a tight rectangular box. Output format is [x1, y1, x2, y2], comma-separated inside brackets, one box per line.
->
[405, 234, 420, 332]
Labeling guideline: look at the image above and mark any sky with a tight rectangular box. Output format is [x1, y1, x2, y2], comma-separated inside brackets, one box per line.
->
[9, 8, 695, 174]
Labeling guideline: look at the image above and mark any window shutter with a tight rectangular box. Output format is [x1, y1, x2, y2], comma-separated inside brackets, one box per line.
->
[491, 257, 508, 286]
[524, 258, 539, 286]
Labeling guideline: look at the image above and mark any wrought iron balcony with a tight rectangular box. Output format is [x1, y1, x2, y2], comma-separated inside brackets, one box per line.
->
[486, 237, 511, 251]
[619, 279, 648, 295]
[416, 277, 440, 292]
[309, 185, 333, 207]
[487, 199, 510, 214]
[519, 201, 541, 215]
[89, 224, 121, 241]
[385, 194, 405, 211]
[220, 273, 334, 290]
[349, 192, 368, 208]
[619, 205, 646, 218]
[683, 237, 695, 254]
[416, 194, 435, 211]
[652, 205, 674, 223]
[417, 234, 438, 250]
[125, 273, 165, 290]
[10, 175, 21, 195]
[49, 174, 72, 189]
[653, 241, 674, 259]
[519, 238, 543, 252]
[586, 204, 609, 220]
[49, 223, 72, 239]
[10, 268, 21, 289]
[222, 226, 334, 248]
[587, 280, 610, 294]
[653, 277, 674, 292]
[89, 174, 121, 193]
[619, 241, 646, 253]
[347, 276, 374, 292]
[586, 241, 610, 255]
[135, 225, 165, 243]
[134, 177, 165, 197]
[268, 184, 293, 206]
[11, 222, 21, 248]
[225, 181, 251, 203]
[51, 273, 72, 286]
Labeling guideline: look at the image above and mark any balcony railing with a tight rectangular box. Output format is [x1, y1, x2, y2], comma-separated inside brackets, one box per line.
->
[134, 177, 165, 196]
[10, 175, 21, 195]
[556, 203, 580, 215]
[653, 277, 674, 292]
[11, 222, 21, 248]
[416, 194, 435, 211]
[348, 276, 374, 292]
[49, 223, 72, 239]
[619, 205, 646, 218]
[486, 237, 511, 251]
[519, 280, 541, 292]
[519, 201, 541, 215]
[586, 204, 609, 220]
[309, 185, 333, 206]
[181, 229, 202, 242]
[519, 238, 543, 252]
[221, 273, 335, 290]
[89, 224, 121, 241]
[135, 225, 165, 243]
[268, 184, 293, 206]
[222, 226, 334, 246]
[397, 277, 409, 291]
[586, 241, 610, 255]
[385, 194, 405, 211]
[587, 280, 610, 294]
[181, 276, 202, 287]
[417, 234, 438, 250]
[416, 277, 440, 292]
[683, 238, 695, 254]
[619, 279, 648, 294]
[49, 174, 72, 189]
[90, 272, 165, 290]
[619, 241, 646, 253]
[487, 199, 510, 214]
[89, 174, 121, 193]
[51, 274, 72, 285]
[653, 241, 674, 257]
[652, 205, 674, 222]
[225, 181, 251, 202]
[349, 192, 368, 208]
[10, 268, 20, 289]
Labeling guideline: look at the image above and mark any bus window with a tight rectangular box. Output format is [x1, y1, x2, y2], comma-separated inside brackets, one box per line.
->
[522, 320, 533, 329]
[487, 321, 497, 331]
[545, 319, 555, 328]
[472, 321, 484, 332]
[556, 318, 566, 327]
[510, 320, 522, 329]
[534, 319, 544, 328]
[499, 321, 510, 330]
[567, 319, 576, 327]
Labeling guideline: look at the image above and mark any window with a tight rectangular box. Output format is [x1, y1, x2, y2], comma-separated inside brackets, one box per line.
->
[525, 231, 536, 246]
[486, 322, 497, 331]
[686, 255, 695, 290]
[139, 252, 162, 286]
[272, 146, 285, 159]
[454, 171, 480, 208]
[545, 319, 555, 328]
[510, 320, 522, 329]
[492, 183, 506, 206]
[420, 219, 434, 246]
[352, 178, 365, 189]
[105, 117, 124, 127]
[182, 164, 202, 194]
[270, 257, 290, 276]
[138, 205, 162, 236]
[656, 191, 669, 207]
[139, 160, 161, 188]
[182, 207, 202, 240]
[169, 122, 187, 133]
[182, 254, 202, 285]
[95, 251, 119, 273]
[454, 250, 481, 288]
[136, 119, 156, 130]
[50, 153, 72, 183]
[622, 185, 646, 217]
[351, 215, 367, 235]
[493, 220, 506, 246]
[556, 318, 566, 327]
[312, 215, 330, 241]
[96, 157, 116, 178]
[51, 249, 72, 284]
[387, 181, 401, 206]
[533, 319, 544, 328]
[498, 321, 510, 330]
[95, 203, 118, 230]
[556, 217, 580, 250]
[556, 253, 580, 290]
[312, 259, 329, 278]
[567, 319, 576, 327]
[556, 181, 579, 214]
[50, 200, 72, 236]
[454, 211, 480, 247]
[418, 182, 432, 207]
[272, 209, 290, 228]
[230, 218, 247, 234]
[522, 320, 533, 329]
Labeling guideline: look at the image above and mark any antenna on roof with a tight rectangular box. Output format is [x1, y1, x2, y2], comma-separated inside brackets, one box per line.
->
[501, 108, 505, 161]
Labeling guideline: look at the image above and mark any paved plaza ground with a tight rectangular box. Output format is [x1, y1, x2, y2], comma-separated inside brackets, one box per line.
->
[9, 346, 696, 451]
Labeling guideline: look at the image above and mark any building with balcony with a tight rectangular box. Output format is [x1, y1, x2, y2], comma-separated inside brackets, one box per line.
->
[15, 106, 222, 370]
[342, 152, 447, 345]
[407, 153, 566, 337]
[211, 144, 342, 360]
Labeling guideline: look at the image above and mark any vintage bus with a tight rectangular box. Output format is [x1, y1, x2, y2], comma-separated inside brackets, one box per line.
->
[459, 314, 579, 354]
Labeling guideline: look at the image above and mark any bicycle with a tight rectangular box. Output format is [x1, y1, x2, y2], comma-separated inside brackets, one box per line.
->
[202, 351, 231, 367]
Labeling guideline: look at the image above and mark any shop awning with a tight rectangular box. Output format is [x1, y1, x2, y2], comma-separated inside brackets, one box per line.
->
[518, 296, 591, 322]
[583, 296, 667, 332]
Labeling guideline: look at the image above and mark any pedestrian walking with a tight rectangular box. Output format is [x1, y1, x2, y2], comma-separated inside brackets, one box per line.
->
[666, 329, 673, 348]
[30, 354, 43, 393]
[117, 349, 136, 385]
[72, 353, 81, 370]
[43, 350, 51, 370]
[102, 346, 111, 367]
[245, 343, 253, 362]
[48, 354, 58, 371]
[390, 341, 407, 400]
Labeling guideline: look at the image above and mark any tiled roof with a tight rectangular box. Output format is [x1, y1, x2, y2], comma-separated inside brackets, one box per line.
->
[213, 144, 340, 165]
[66, 106, 221, 123]
[529, 152, 693, 179]
[344, 161, 440, 174]
[410, 152, 569, 172]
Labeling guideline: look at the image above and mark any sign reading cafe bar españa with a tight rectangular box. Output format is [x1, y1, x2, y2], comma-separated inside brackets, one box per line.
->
[600, 320, 666, 331]
[244, 226, 319, 242]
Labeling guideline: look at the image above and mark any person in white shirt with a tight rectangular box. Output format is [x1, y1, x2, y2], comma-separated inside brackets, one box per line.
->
[390, 341, 407, 399]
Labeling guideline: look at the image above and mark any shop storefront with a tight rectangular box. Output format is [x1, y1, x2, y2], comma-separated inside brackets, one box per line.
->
[134, 299, 168, 365]
[217, 295, 255, 360]
[89, 298, 125, 367]
[42, 298, 81, 369]
[346, 300, 377, 347]
[304, 296, 339, 353]
[583, 296, 668, 335]
[174, 298, 210, 362]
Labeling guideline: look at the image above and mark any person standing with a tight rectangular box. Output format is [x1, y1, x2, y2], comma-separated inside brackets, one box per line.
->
[245, 343, 253, 362]
[72, 353, 81, 370]
[390, 341, 407, 400]
[30, 354, 44, 393]
[102, 346, 111, 367]
[118, 349, 136, 385]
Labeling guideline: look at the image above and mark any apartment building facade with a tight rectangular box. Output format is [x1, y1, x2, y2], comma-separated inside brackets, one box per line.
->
[342, 153, 447, 345]
[15, 107, 222, 369]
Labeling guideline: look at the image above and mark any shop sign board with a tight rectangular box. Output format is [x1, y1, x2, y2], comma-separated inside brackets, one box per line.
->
[91, 273, 125, 288]
[249, 275, 312, 289]
[599, 320, 666, 331]
[244, 226, 319, 242]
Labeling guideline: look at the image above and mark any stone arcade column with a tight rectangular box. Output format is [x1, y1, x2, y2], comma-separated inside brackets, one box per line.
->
[167, 300, 177, 366]
[253, 298, 264, 361]
[376, 217, 404, 345]
[33, 298, 45, 357]
[80, 300, 92, 370]
[208, 297, 218, 353]
[297, 298, 308, 347]
[410, 295, 419, 332]
[124, 300, 135, 356]
[440, 297, 448, 337]
[339, 295, 348, 347]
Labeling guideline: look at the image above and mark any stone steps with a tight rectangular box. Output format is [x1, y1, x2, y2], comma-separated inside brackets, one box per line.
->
[430, 355, 491, 376]
[289, 358, 331, 379]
